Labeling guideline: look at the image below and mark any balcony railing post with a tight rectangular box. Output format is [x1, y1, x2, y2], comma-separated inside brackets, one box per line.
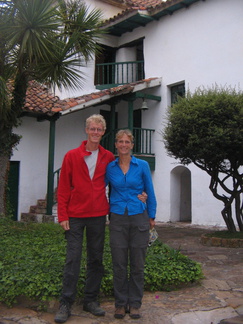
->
[95, 61, 144, 87]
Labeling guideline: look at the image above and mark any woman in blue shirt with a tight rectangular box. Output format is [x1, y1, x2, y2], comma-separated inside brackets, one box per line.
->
[106, 129, 157, 320]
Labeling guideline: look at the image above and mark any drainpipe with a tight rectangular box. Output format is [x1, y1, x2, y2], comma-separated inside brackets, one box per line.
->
[46, 115, 58, 215]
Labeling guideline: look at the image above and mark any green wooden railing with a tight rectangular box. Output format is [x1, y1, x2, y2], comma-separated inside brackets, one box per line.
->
[95, 61, 144, 88]
[101, 128, 155, 155]
[52, 168, 61, 205]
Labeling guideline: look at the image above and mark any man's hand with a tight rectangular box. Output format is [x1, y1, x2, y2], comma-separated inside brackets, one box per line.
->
[137, 191, 148, 203]
[60, 220, 70, 231]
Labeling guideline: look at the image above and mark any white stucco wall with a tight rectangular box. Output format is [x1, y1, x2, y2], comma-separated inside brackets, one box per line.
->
[86, 0, 122, 18]
[112, 0, 243, 227]
[11, 118, 49, 215]
[11, 0, 242, 227]
[144, 0, 243, 90]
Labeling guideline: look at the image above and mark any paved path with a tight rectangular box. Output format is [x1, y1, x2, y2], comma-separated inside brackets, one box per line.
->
[1, 223, 243, 324]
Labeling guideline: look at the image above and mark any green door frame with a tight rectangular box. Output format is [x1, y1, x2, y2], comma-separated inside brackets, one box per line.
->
[128, 100, 134, 131]
[46, 116, 58, 215]
[7, 161, 20, 221]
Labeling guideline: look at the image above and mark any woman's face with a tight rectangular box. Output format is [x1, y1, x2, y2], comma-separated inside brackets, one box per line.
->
[115, 134, 134, 156]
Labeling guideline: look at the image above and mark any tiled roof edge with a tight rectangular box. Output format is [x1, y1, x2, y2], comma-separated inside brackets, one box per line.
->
[60, 77, 162, 116]
[22, 78, 161, 117]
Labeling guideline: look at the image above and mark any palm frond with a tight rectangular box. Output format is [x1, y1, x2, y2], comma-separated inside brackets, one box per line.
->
[1, 0, 106, 101]
[2, 0, 60, 62]
[34, 37, 86, 91]
[57, 0, 105, 61]
[0, 76, 11, 120]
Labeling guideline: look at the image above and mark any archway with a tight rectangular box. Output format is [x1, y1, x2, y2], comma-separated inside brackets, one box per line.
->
[170, 166, 191, 222]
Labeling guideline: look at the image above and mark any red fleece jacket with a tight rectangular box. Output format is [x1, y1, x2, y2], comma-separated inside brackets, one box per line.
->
[57, 141, 114, 222]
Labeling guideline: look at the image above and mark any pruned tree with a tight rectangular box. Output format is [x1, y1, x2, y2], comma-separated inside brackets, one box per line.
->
[0, 0, 105, 215]
[163, 86, 243, 232]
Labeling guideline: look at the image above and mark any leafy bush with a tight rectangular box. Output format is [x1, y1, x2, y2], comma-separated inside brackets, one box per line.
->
[0, 218, 203, 306]
[145, 240, 202, 291]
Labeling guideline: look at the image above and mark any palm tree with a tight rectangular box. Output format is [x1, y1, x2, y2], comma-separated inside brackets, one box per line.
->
[0, 0, 105, 215]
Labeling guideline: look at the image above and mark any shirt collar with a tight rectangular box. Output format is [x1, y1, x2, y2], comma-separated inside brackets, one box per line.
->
[114, 155, 138, 166]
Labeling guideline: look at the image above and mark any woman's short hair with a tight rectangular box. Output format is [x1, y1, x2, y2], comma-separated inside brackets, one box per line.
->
[115, 129, 134, 143]
[86, 114, 106, 130]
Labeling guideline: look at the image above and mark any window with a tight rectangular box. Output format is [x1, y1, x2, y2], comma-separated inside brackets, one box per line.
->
[171, 83, 185, 105]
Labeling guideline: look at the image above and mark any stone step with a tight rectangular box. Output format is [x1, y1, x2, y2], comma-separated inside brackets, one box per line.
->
[21, 213, 42, 223]
[21, 198, 58, 223]
[21, 212, 56, 223]
[29, 205, 47, 214]
[37, 199, 47, 208]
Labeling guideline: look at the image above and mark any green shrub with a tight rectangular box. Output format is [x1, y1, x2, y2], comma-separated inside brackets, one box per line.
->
[145, 240, 203, 291]
[205, 230, 243, 239]
[0, 218, 203, 306]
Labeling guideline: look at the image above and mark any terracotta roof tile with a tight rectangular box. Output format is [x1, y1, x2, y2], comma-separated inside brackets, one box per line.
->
[101, 0, 163, 9]
[22, 78, 161, 118]
[126, 0, 163, 8]
[59, 77, 161, 115]
[102, 0, 184, 27]
[23, 80, 62, 116]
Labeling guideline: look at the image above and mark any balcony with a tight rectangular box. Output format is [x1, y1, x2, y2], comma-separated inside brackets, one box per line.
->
[95, 60, 144, 89]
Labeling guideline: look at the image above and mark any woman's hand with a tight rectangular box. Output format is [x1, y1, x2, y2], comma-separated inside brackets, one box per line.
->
[149, 218, 155, 229]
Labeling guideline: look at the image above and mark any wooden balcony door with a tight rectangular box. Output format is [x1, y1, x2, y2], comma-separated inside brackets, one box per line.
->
[95, 45, 116, 86]
[133, 109, 142, 153]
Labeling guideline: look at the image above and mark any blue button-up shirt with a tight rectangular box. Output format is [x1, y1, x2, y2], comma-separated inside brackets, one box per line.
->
[106, 156, 157, 218]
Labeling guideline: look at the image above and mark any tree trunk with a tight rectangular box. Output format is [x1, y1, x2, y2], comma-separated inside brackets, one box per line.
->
[221, 201, 237, 232]
[209, 174, 238, 232]
[235, 191, 243, 231]
[0, 154, 9, 215]
[0, 122, 21, 216]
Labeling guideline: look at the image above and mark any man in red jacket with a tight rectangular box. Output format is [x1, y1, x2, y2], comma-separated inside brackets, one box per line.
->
[55, 114, 114, 323]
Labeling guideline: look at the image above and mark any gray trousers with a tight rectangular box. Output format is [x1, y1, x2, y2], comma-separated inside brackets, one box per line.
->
[60, 216, 106, 305]
[109, 211, 150, 309]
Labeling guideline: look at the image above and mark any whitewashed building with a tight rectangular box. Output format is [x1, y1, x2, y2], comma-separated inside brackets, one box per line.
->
[9, 0, 243, 227]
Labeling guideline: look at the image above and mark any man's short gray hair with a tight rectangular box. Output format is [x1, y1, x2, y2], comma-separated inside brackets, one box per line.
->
[86, 114, 106, 130]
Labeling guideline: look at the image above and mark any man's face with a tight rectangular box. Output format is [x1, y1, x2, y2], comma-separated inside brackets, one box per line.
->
[86, 122, 105, 145]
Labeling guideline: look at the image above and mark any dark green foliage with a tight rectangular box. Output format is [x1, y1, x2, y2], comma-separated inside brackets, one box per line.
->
[205, 231, 243, 239]
[145, 240, 202, 291]
[0, 220, 66, 306]
[164, 86, 243, 166]
[0, 219, 203, 306]
[163, 86, 243, 232]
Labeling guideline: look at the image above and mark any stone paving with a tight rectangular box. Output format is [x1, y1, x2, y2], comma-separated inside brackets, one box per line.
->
[1, 222, 243, 324]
